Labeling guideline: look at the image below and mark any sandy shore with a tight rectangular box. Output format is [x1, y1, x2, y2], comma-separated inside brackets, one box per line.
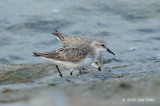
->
[0, 59, 160, 106]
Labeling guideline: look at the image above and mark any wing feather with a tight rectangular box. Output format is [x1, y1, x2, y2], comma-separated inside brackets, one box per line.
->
[33, 45, 93, 63]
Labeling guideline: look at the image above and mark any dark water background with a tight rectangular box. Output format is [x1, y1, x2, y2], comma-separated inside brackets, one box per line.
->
[0, 0, 160, 65]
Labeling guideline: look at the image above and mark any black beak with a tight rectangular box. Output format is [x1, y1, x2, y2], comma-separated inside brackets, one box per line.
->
[107, 48, 115, 55]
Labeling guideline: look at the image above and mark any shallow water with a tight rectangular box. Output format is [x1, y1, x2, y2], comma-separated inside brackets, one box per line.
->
[0, 0, 160, 65]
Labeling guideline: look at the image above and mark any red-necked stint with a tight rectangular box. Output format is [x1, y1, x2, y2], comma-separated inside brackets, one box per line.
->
[51, 31, 115, 72]
[33, 40, 115, 77]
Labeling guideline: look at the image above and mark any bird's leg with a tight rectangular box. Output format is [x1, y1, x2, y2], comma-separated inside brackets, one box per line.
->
[96, 56, 103, 71]
[79, 69, 82, 74]
[56, 65, 63, 77]
[70, 69, 73, 75]
[98, 67, 101, 71]
[70, 71, 73, 75]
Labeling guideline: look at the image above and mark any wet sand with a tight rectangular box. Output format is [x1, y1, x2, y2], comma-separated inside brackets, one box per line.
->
[0, 59, 160, 106]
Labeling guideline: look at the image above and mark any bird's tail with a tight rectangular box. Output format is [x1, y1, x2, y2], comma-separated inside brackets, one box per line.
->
[33, 52, 43, 57]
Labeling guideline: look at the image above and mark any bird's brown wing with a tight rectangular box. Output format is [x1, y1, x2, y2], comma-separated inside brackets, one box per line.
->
[33, 45, 91, 63]
[63, 36, 92, 46]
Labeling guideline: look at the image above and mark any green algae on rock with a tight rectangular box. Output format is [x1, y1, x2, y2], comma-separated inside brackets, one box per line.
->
[0, 63, 56, 85]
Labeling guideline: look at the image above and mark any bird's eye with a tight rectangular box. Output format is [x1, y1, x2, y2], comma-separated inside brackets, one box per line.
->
[101, 44, 105, 47]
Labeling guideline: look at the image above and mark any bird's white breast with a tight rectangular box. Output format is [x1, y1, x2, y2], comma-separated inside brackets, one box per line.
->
[43, 56, 94, 70]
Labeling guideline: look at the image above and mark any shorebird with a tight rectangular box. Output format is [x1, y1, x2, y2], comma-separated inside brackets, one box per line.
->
[33, 40, 115, 77]
[51, 31, 112, 71]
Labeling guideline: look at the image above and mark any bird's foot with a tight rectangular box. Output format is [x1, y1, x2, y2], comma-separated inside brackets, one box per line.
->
[98, 67, 101, 71]
[59, 74, 63, 77]
[70, 71, 73, 75]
